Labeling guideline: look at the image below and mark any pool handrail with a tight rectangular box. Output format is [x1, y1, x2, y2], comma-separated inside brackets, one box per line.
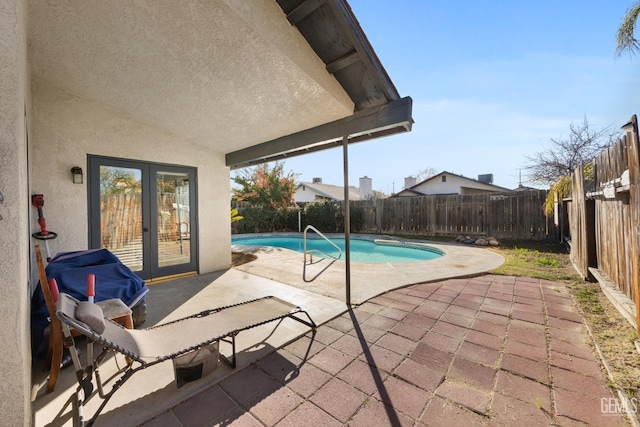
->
[303, 225, 342, 263]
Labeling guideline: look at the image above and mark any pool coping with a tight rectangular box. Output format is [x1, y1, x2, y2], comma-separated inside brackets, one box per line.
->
[232, 232, 446, 261]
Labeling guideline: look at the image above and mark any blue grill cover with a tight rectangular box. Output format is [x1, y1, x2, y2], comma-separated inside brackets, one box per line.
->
[31, 249, 148, 358]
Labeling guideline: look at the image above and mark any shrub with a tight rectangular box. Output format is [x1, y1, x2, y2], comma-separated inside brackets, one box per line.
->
[303, 201, 340, 232]
[336, 204, 364, 232]
[233, 201, 359, 234]
[233, 205, 303, 233]
[233, 206, 276, 233]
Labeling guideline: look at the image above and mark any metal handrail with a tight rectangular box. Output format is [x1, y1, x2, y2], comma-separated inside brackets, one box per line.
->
[303, 225, 342, 263]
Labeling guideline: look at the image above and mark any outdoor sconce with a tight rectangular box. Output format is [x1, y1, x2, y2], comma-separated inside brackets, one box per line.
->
[621, 120, 634, 133]
[71, 166, 83, 184]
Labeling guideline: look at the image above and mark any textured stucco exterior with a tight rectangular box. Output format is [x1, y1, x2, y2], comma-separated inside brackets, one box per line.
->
[1, 0, 366, 423]
[0, 0, 30, 424]
[29, 82, 231, 275]
[27, 0, 354, 151]
[294, 182, 361, 202]
[396, 172, 511, 197]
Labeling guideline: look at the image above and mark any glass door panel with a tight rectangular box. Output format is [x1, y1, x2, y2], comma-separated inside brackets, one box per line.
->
[89, 156, 198, 280]
[156, 171, 191, 268]
[98, 165, 144, 273]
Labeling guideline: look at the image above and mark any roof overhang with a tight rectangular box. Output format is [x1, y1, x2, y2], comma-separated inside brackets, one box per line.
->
[277, 0, 400, 109]
[28, 0, 412, 163]
[227, 0, 414, 168]
[227, 96, 412, 168]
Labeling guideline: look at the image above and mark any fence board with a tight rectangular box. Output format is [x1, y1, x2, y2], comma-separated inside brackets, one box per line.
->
[569, 165, 589, 279]
[569, 114, 640, 328]
[350, 190, 549, 240]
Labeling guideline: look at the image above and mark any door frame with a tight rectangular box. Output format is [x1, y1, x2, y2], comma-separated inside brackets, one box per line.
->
[87, 155, 198, 280]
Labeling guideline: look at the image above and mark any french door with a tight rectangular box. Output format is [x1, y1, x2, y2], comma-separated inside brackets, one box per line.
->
[88, 156, 198, 280]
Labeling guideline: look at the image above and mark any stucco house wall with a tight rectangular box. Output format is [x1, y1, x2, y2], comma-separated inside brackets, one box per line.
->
[293, 182, 361, 202]
[0, 0, 31, 424]
[29, 82, 231, 277]
[293, 184, 325, 202]
[396, 172, 510, 197]
[0, 1, 410, 423]
[414, 174, 471, 195]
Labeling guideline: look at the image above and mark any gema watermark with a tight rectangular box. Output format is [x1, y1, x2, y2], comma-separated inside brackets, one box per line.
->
[601, 397, 638, 416]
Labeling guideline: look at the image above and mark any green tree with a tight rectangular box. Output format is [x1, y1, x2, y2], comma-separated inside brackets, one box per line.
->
[524, 116, 615, 185]
[231, 161, 298, 209]
[617, 2, 640, 56]
[99, 168, 141, 195]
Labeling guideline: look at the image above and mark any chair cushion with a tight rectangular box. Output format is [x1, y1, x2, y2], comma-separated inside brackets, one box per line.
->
[76, 301, 106, 333]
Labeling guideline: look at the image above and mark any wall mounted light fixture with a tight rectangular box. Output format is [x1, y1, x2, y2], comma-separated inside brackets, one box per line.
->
[71, 166, 83, 184]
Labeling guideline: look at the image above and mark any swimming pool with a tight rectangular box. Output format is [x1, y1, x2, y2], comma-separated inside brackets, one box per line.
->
[232, 235, 444, 263]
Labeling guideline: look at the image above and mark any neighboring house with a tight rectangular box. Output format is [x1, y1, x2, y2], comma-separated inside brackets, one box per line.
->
[512, 184, 540, 191]
[393, 171, 510, 197]
[293, 176, 384, 202]
[0, 1, 412, 422]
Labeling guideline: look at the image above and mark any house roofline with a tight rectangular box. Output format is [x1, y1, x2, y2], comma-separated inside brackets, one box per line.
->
[226, 0, 413, 169]
[408, 170, 511, 192]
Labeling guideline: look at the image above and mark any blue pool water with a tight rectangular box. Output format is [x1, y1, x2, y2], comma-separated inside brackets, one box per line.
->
[232, 236, 443, 263]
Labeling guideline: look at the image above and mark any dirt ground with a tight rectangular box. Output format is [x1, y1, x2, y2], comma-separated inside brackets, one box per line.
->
[233, 241, 640, 404]
[232, 251, 257, 267]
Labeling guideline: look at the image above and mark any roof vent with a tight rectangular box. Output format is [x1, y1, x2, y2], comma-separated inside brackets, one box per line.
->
[312, 177, 322, 184]
[478, 174, 493, 184]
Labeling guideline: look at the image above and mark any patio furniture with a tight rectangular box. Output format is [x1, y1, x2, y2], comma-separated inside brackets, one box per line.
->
[30, 247, 148, 364]
[54, 291, 316, 426]
[32, 246, 134, 398]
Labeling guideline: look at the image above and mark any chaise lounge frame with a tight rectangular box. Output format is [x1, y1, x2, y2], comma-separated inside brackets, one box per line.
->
[54, 292, 317, 426]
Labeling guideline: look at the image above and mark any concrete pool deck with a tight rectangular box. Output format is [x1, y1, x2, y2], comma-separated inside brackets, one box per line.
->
[232, 236, 506, 305]
[33, 237, 507, 426]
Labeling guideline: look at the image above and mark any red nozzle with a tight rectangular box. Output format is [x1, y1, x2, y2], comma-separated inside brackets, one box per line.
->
[87, 274, 95, 303]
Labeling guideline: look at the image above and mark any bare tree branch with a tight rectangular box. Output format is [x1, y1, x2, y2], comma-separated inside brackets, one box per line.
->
[524, 116, 617, 185]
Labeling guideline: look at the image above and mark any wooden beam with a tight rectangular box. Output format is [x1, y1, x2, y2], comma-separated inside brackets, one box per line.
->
[325, 0, 398, 101]
[287, 0, 326, 26]
[326, 49, 359, 74]
[226, 96, 412, 168]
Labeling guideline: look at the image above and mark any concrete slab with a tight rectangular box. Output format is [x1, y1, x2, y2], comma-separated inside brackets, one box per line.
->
[232, 236, 505, 304]
[31, 237, 505, 426]
[32, 269, 346, 427]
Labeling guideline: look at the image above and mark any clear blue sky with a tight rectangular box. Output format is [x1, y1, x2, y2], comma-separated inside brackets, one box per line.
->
[271, 1, 640, 194]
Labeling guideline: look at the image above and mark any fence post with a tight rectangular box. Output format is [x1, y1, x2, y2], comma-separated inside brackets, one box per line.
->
[622, 115, 640, 330]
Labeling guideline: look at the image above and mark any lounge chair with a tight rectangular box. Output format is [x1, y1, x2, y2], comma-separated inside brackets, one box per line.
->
[54, 291, 316, 426]
[31, 246, 133, 398]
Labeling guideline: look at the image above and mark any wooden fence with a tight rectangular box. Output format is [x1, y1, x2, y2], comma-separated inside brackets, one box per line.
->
[567, 114, 640, 329]
[101, 191, 181, 249]
[100, 192, 143, 249]
[350, 189, 551, 240]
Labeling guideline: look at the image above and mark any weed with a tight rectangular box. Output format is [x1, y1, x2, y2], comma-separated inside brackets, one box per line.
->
[534, 257, 560, 268]
[576, 288, 597, 303]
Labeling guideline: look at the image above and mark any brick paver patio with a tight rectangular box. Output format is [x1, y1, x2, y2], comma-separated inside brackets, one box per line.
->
[140, 275, 632, 426]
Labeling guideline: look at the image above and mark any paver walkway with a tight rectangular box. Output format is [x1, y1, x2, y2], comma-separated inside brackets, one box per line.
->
[140, 275, 632, 426]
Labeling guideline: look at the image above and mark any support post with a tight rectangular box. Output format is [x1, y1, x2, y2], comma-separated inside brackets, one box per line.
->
[623, 115, 640, 330]
[343, 135, 351, 307]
